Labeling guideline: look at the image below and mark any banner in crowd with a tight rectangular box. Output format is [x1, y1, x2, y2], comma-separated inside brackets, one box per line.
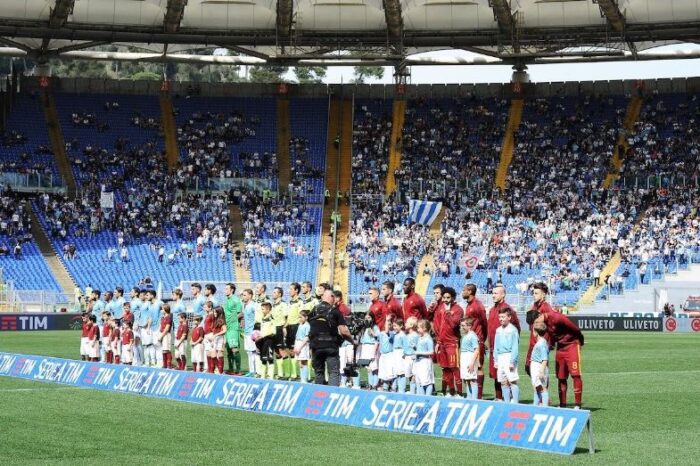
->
[662, 317, 700, 333]
[408, 199, 442, 226]
[0, 353, 590, 455]
[100, 190, 114, 209]
[0, 313, 82, 331]
[568, 316, 662, 332]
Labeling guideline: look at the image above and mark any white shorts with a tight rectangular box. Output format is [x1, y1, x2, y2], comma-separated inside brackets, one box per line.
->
[80, 337, 89, 356]
[141, 329, 153, 346]
[294, 341, 309, 361]
[413, 356, 434, 387]
[213, 335, 225, 352]
[378, 352, 394, 381]
[111, 341, 121, 357]
[403, 355, 416, 378]
[339, 345, 355, 371]
[101, 337, 110, 352]
[357, 343, 377, 366]
[174, 341, 186, 359]
[122, 345, 133, 363]
[161, 333, 172, 352]
[460, 351, 479, 381]
[204, 334, 214, 353]
[530, 361, 549, 388]
[244, 334, 256, 352]
[191, 343, 204, 363]
[496, 353, 519, 383]
[392, 349, 405, 376]
[88, 340, 99, 359]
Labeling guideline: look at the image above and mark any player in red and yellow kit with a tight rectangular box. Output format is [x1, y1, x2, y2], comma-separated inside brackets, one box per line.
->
[525, 282, 554, 376]
[530, 301, 585, 408]
[382, 281, 403, 322]
[462, 283, 488, 398]
[402, 278, 428, 321]
[435, 287, 463, 396]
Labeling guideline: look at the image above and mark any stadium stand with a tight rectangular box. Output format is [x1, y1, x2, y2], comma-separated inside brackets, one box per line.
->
[0, 93, 61, 186]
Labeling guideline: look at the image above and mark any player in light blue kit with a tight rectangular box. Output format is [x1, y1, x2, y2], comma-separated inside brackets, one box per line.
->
[357, 314, 379, 389]
[146, 289, 164, 366]
[494, 307, 520, 403]
[129, 286, 145, 366]
[403, 317, 420, 394]
[171, 288, 187, 333]
[241, 288, 258, 377]
[190, 283, 206, 318]
[459, 318, 481, 399]
[377, 315, 395, 391]
[109, 287, 126, 320]
[530, 322, 550, 406]
[414, 319, 435, 396]
[90, 290, 106, 361]
[293, 310, 311, 383]
[391, 319, 407, 393]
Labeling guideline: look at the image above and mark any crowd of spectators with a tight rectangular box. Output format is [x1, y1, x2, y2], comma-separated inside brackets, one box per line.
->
[176, 109, 275, 179]
[352, 104, 391, 197]
[0, 187, 32, 257]
[615, 91, 700, 184]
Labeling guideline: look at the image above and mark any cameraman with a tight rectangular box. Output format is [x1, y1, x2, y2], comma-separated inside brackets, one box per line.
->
[308, 289, 354, 386]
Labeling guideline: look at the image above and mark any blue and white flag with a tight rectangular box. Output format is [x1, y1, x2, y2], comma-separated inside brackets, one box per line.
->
[408, 199, 442, 226]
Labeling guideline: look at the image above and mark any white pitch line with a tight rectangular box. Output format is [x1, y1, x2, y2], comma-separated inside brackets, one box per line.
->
[0, 386, 85, 392]
[589, 369, 700, 376]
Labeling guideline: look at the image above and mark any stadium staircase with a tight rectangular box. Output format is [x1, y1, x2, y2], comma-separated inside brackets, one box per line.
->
[27, 205, 76, 296]
[603, 95, 643, 189]
[576, 252, 622, 307]
[494, 99, 524, 191]
[228, 204, 251, 283]
[415, 208, 446, 297]
[276, 97, 291, 190]
[41, 91, 76, 198]
[159, 92, 179, 170]
[317, 99, 352, 290]
[385, 99, 406, 194]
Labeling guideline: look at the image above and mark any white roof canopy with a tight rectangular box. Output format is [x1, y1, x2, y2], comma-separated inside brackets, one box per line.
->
[0, 0, 699, 65]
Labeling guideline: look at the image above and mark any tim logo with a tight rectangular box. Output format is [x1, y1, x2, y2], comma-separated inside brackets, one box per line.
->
[499, 411, 530, 441]
[1, 316, 17, 330]
[304, 390, 328, 415]
[82, 365, 100, 385]
[178, 376, 197, 397]
[12, 357, 26, 375]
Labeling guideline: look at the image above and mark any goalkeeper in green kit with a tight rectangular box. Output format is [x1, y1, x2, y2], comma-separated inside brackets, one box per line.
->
[223, 283, 243, 374]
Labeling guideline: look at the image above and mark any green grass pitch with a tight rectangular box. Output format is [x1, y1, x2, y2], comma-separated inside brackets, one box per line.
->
[1, 330, 699, 465]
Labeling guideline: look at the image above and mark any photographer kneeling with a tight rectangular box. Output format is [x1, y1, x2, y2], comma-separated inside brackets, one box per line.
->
[308, 289, 354, 386]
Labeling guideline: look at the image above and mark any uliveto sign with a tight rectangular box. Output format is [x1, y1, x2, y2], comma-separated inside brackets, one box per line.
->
[568, 316, 662, 332]
[0, 352, 591, 455]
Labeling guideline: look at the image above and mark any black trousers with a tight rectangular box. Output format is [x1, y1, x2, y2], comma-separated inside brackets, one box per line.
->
[311, 347, 340, 386]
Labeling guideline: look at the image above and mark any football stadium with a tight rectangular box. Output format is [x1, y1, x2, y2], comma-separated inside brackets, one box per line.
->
[0, 0, 699, 463]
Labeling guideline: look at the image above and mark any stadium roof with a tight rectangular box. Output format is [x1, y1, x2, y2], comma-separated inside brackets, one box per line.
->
[1, 0, 700, 68]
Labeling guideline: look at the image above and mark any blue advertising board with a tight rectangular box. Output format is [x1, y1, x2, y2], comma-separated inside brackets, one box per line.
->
[0, 352, 591, 455]
[0, 313, 82, 331]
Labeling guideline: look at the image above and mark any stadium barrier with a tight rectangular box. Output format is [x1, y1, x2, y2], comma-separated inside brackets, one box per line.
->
[0, 313, 82, 331]
[0, 352, 592, 455]
[568, 316, 662, 332]
[662, 317, 700, 333]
